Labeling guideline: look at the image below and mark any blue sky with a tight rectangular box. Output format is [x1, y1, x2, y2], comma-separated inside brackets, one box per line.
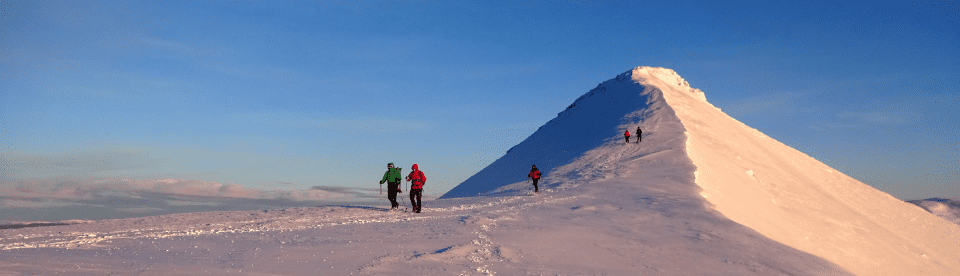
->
[1, 0, 958, 201]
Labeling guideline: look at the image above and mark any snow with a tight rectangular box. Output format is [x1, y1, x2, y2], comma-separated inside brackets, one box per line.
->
[646, 66, 960, 276]
[1, 66, 956, 275]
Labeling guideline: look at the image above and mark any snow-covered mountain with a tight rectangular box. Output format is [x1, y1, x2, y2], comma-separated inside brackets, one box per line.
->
[1, 67, 956, 275]
[442, 66, 960, 275]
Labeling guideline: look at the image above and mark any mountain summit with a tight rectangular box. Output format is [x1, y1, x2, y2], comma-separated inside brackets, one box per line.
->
[442, 66, 960, 275]
[442, 67, 697, 199]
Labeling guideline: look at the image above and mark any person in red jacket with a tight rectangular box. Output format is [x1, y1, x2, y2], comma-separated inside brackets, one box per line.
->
[528, 165, 542, 193]
[405, 164, 427, 213]
[624, 129, 631, 143]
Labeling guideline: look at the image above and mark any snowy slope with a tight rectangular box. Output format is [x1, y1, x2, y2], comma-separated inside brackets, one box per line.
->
[441, 70, 662, 199]
[643, 66, 960, 276]
[0, 67, 953, 275]
[0, 106, 851, 276]
[441, 66, 960, 275]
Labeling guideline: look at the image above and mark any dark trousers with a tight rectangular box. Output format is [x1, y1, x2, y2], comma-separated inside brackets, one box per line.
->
[532, 178, 539, 192]
[625, 136, 630, 143]
[409, 189, 422, 212]
[387, 182, 400, 208]
[636, 134, 641, 143]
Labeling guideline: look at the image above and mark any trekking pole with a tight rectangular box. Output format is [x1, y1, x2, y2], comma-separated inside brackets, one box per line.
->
[395, 168, 403, 211]
[401, 180, 408, 212]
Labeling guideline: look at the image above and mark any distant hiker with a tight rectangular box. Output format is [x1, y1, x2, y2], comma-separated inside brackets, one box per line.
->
[380, 163, 403, 210]
[635, 127, 642, 143]
[405, 164, 427, 213]
[624, 129, 631, 143]
[528, 165, 542, 193]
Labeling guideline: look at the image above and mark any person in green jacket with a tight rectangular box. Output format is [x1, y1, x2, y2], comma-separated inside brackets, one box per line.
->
[379, 163, 403, 209]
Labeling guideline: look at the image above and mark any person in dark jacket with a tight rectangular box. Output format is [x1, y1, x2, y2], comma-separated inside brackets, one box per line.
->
[635, 127, 642, 143]
[405, 164, 426, 213]
[528, 165, 542, 193]
[624, 129, 631, 143]
[380, 163, 403, 209]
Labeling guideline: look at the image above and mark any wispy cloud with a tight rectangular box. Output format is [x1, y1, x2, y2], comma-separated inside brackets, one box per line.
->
[723, 92, 804, 117]
[201, 62, 305, 83]
[0, 148, 168, 181]
[829, 102, 921, 129]
[130, 36, 305, 84]
[809, 122, 863, 131]
[811, 102, 922, 131]
[102, 34, 298, 85]
[230, 113, 430, 133]
[137, 37, 207, 57]
[837, 111, 912, 124]
[1, 177, 252, 200]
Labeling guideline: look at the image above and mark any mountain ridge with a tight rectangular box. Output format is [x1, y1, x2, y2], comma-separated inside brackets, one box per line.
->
[442, 66, 960, 275]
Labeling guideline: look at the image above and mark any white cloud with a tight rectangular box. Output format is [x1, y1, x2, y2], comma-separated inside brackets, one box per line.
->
[0, 177, 365, 209]
[0, 176, 381, 222]
[0, 176, 383, 222]
[910, 198, 960, 225]
[1, 199, 79, 208]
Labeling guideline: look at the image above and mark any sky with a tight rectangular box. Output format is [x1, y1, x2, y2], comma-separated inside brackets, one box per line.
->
[1, 0, 958, 213]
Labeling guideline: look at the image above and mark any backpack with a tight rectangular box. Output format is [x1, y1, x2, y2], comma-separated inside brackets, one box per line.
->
[529, 169, 541, 179]
[410, 170, 426, 188]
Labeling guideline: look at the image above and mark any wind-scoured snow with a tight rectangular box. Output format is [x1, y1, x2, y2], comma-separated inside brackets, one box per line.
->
[642, 66, 960, 276]
[0, 67, 954, 275]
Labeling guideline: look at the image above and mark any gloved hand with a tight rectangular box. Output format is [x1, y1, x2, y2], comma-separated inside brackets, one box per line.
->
[379, 181, 384, 184]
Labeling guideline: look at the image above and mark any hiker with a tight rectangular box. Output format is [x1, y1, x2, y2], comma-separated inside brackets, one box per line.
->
[624, 129, 631, 143]
[379, 163, 403, 209]
[528, 165, 542, 193]
[636, 127, 642, 143]
[405, 164, 426, 213]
